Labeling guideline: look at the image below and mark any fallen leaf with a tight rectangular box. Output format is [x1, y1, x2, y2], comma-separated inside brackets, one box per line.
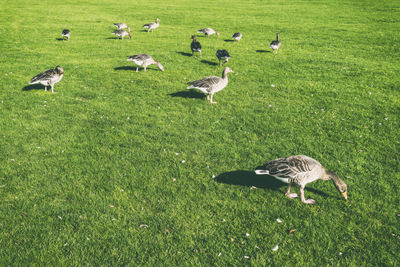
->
[272, 245, 279, 251]
[288, 229, 296, 234]
[276, 218, 282, 223]
[139, 224, 149, 228]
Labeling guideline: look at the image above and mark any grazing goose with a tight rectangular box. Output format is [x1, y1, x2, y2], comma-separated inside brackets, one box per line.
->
[29, 66, 64, 93]
[62, 29, 71, 41]
[216, 49, 230, 66]
[112, 29, 132, 40]
[255, 155, 347, 204]
[127, 54, 164, 72]
[232, 32, 242, 41]
[113, 23, 130, 32]
[187, 67, 233, 104]
[143, 18, 160, 32]
[197, 28, 220, 38]
[190, 35, 202, 57]
[270, 33, 281, 54]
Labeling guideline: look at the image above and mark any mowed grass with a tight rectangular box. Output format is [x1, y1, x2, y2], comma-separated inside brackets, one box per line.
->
[1, 0, 400, 265]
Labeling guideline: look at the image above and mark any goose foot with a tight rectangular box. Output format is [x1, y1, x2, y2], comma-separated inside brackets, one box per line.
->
[285, 192, 298, 199]
[302, 199, 316, 204]
[285, 183, 297, 198]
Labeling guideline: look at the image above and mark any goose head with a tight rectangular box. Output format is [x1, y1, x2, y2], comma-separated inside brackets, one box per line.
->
[56, 66, 64, 75]
[328, 170, 347, 200]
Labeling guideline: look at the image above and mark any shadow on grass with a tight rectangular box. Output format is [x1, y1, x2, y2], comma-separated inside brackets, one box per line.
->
[106, 37, 120, 39]
[168, 90, 205, 99]
[256, 50, 271, 53]
[201, 59, 218, 66]
[215, 170, 331, 197]
[215, 170, 282, 189]
[114, 66, 136, 71]
[224, 39, 235, 42]
[22, 84, 44, 91]
[56, 38, 65, 41]
[176, 51, 192, 57]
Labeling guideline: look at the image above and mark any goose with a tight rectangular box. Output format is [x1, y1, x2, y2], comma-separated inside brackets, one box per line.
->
[216, 49, 230, 66]
[270, 33, 281, 54]
[112, 29, 132, 40]
[187, 67, 233, 104]
[190, 35, 202, 57]
[113, 23, 130, 32]
[197, 28, 220, 38]
[232, 32, 242, 41]
[143, 18, 160, 32]
[127, 54, 164, 72]
[62, 29, 71, 40]
[255, 155, 347, 204]
[29, 66, 64, 93]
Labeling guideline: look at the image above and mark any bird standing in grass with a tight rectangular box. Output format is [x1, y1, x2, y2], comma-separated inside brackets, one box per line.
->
[232, 32, 242, 41]
[190, 35, 202, 57]
[255, 155, 347, 204]
[143, 18, 160, 32]
[62, 29, 71, 40]
[113, 23, 130, 32]
[187, 67, 234, 104]
[112, 30, 132, 40]
[197, 28, 220, 38]
[29, 66, 64, 93]
[216, 50, 230, 66]
[270, 32, 281, 54]
[127, 54, 164, 72]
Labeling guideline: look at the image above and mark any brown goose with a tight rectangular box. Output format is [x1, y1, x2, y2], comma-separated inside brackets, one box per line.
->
[112, 30, 132, 40]
[197, 28, 220, 38]
[187, 67, 233, 104]
[232, 32, 242, 41]
[29, 66, 64, 93]
[270, 33, 281, 54]
[127, 54, 164, 72]
[114, 23, 130, 32]
[255, 155, 347, 204]
[143, 18, 160, 32]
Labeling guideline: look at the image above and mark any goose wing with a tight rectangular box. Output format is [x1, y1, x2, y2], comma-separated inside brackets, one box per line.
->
[216, 50, 230, 59]
[30, 68, 57, 84]
[191, 40, 202, 51]
[261, 155, 318, 179]
[187, 76, 221, 91]
[143, 22, 153, 28]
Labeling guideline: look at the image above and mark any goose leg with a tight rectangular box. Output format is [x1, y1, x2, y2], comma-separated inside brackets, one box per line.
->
[300, 187, 315, 204]
[51, 84, 54, 93]
[210, 94, 217, 104]
[136, 67, 138, 72]
[200, 50, 202, 58]
[285, 183, 298, 199]
[44, 86, 47, 91]
[144, 66, 147, 72]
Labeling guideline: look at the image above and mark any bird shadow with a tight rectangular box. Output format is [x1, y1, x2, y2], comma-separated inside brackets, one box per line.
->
[114, 66, 161, 72]
[215, 170, 332, 197]
[215, 170, 282, 190]
[176, 51, 192, 57]
[56, 38, 65, 41]
[168, 90, 205, 99]
[201, 59, 218, 66]
[106, 37, 119, 39]
[22, 84, 44, 91]
[114, 66, 136, 71]
[224, 39, 235, 42]
[256, 50, 271, 53]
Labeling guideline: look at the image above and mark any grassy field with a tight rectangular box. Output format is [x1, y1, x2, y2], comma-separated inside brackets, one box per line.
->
[1, 0, 400, 265]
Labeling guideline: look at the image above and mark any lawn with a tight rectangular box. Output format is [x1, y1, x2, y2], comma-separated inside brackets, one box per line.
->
[0, 0, 399, 265]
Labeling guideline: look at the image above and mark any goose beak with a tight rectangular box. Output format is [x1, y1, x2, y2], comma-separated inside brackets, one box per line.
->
[341, 191, 347, 200]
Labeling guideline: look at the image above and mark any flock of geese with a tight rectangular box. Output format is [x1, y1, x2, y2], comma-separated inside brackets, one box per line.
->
[27, 18, 347, 204]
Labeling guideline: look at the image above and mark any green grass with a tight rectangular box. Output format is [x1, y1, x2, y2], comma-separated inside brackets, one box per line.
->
[1, 0, 400, 265]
